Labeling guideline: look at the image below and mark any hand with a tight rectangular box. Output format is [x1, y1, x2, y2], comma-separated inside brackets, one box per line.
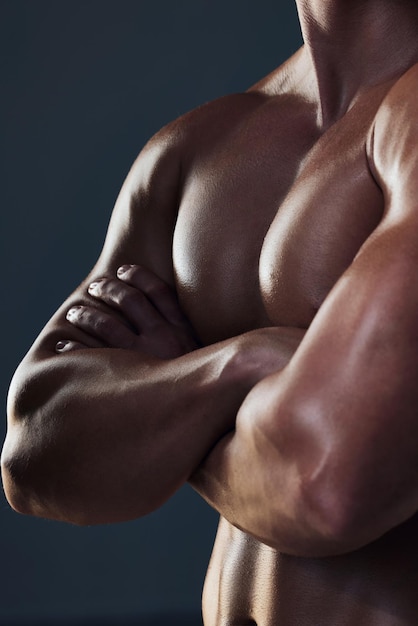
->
[56, 265, 200, 359]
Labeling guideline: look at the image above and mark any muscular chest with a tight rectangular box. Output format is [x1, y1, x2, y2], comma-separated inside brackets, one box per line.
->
[173, 100, 384, 344]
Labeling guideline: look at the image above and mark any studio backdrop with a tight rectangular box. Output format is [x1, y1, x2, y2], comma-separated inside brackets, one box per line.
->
[1, 2, 302, 623]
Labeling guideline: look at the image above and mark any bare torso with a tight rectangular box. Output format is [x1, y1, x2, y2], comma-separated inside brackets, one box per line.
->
[172, 53, 418, 625]
[203, 514, 418, 625]
[5, 5, 418, 623]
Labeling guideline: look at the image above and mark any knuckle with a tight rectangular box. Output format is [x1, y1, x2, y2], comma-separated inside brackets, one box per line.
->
[117, 288, 137, 308]
[96, 315, 113, 334]
[101, 279, 119, 298]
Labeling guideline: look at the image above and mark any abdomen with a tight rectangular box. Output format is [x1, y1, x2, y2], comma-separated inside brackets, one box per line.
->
[203, 515, 418, 626]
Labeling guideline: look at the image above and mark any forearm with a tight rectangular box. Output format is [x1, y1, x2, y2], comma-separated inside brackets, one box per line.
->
[3, 327, 301, 525]
[189, 358, 322, 556]
[190, 370, 333, 557]
[189, 332, 342, 558]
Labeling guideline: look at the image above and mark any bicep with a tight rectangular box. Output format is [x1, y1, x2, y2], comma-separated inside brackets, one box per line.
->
[239, 206, 418, 547]
[32, 128, 182, 355]
[95, 131, 181, 282]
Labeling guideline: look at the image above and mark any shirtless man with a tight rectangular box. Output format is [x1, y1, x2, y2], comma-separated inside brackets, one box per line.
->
[4, 0, 418, 623]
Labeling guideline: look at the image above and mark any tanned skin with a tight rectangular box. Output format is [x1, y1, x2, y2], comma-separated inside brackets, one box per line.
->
[4, 1, 418, 624]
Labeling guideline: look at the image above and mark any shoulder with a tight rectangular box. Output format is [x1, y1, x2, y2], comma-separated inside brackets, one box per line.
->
[376, 62, 418, 117]
[118, 54, 300, 218]
[126, 51, 300, 192]
[124, 92, 266, 197]
[97, 91, 268, 281]
[369, 63, 418, 187]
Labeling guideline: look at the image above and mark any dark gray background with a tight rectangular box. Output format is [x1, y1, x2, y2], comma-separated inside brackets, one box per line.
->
[1, 1, 302, 623]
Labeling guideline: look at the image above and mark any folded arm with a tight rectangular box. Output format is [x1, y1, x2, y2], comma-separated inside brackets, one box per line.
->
[7, 73, 418, 558]
[1, 121, 303, 526]
[191, 67, 418, 556]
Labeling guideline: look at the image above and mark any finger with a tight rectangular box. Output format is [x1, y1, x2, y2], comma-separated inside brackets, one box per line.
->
[66, 305, 138, 350]
[87, 278, 167, 333]
[55, 340, 88, 353]
[116, 265, 187, 326]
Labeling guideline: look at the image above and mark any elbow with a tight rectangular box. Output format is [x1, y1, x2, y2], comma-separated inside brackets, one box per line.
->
[298, 463, 387, 556]
[1, 419, 62, 523]
[1, 420, 56, 522]
[2, 416, 166, 529]
[300, 480, 358, 556]
[3, 365, 50, 519]
[4, 360, 172, 526]
[3, 372, 39, 518]
[3, 366, 83, 524]
[1, 436, 123, 527]
[1, 442, 44, 519]
[1, 445, 30, 517]
[260, 482, 364, 558]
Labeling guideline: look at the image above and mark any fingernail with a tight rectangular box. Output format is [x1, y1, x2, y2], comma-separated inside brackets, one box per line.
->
[117, 265, 131, 277]
[56, 340, 69, 352]
[88, 277, 105, 292]
[66, 306, 83, 320]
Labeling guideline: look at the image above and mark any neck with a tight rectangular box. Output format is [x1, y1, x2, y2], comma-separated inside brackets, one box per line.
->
[295, 0, 418, 126]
